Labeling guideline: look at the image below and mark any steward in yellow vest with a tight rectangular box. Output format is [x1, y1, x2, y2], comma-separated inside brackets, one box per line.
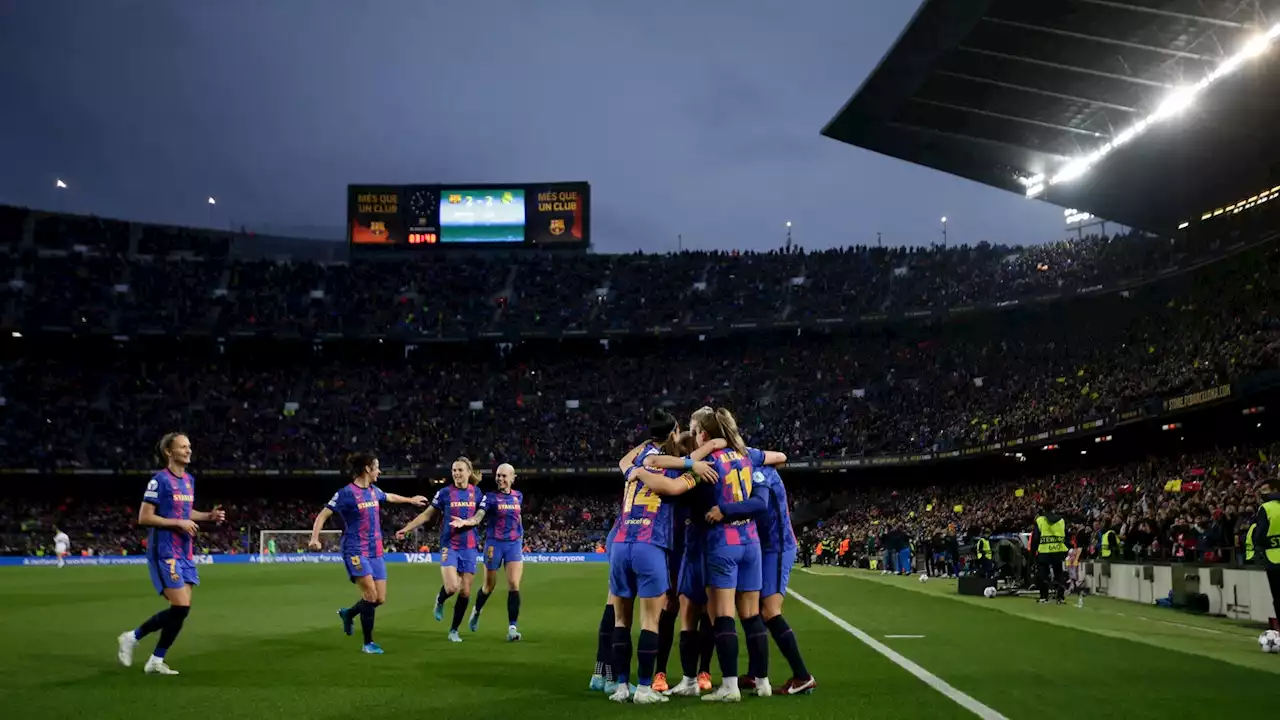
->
[1032, 505, 1068, 604]
[975, 532, 994, 579]
[1099, 527, 1119, 559]
[1248, 479, 1280, 630]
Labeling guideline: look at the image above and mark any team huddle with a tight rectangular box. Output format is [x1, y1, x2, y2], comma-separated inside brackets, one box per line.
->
[592, 406, 815, 703]
[112, 411, 815, 703]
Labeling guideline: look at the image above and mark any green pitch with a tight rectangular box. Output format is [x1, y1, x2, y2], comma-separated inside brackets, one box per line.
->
[0, 564, 1274, 719]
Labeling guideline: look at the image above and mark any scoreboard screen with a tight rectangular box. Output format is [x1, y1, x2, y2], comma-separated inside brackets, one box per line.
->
[348, 182, 589, 249]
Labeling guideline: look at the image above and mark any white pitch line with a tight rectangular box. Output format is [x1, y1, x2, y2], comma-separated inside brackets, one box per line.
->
[790, 590, 1008, 720]
[884, 634, 926, 639]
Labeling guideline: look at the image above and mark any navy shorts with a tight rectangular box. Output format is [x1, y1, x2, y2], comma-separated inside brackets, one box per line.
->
[678, 550, 708, 605]
[761, 549, 796, 598]
[609, 542, 669, 599]
[485, 540, 523, 571]
[440, 546, 479, 575]
[148, 555, 199, 596]
[344, 553, 387, 582]
[705, 544, 762, 592]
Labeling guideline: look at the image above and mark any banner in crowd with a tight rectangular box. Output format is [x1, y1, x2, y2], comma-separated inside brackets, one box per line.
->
[1163, 384, 1232, 412]
[0, 553, 606, 567]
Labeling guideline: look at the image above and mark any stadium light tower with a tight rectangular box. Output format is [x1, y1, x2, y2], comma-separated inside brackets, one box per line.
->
[55, 179, 67, 189]
[941, 216, 948, 247]
[207, 196, 217, 205]
[785, 221, 793, 251]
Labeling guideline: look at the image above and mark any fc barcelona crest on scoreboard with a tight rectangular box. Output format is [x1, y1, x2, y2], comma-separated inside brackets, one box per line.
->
[348, 181, 589, 249]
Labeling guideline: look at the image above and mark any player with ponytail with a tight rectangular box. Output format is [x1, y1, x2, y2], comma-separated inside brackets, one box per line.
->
[397, 456, 486, 642]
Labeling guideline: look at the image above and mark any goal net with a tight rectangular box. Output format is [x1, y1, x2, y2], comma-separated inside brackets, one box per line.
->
[260, 529, 342, 557]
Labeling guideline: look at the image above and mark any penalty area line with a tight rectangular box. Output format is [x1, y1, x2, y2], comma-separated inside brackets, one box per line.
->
[789, 590, 1008, 720]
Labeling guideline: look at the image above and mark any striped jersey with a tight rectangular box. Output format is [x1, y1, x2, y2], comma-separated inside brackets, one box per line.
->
[612, 442, 678, 550]
[142, 469, 196, 560]
[484, 489, 524, 542]
[705, 448, 759, 550]
[327, 483, 387, 557]
[432, 484, 485, 551]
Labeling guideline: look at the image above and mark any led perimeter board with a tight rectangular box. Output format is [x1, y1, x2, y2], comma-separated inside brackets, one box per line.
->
[348, 182, 589, 249]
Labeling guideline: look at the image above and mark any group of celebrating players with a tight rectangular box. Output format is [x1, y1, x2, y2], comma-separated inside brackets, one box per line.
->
[112, 407, 815, 704]
[592, 406, 815, 703]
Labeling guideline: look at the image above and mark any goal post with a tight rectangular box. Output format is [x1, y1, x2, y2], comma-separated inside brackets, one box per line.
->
[260, 529, 341, 557]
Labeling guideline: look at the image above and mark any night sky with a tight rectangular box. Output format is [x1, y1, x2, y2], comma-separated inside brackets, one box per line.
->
[0, 0, 1067, 252]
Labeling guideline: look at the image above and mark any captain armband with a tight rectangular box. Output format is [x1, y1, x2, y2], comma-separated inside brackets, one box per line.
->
[682, 473, 697, 490]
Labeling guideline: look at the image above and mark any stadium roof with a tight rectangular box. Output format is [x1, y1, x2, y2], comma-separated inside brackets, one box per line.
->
[824, 0, 1280, 233]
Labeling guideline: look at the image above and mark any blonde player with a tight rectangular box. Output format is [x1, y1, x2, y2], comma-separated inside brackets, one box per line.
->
[54, 527, 70, 568]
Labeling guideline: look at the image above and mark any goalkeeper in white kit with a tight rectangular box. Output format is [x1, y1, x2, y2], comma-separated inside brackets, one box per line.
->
[54, 527, 70, 568]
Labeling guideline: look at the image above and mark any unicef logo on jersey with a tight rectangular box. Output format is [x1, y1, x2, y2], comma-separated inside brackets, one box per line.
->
[753, 470, 767, 485]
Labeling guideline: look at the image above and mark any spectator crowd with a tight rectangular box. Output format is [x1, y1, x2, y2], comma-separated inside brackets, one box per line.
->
[0, 491, 617, 557]
[804, 440, 1279, 569]
[2, 203, 1280, 566]
[2, 237, 1278, 469]
[5, 443, 1273, 567]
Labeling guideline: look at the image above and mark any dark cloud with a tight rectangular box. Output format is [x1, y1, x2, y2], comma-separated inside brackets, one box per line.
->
[0, 0, 1066, 252]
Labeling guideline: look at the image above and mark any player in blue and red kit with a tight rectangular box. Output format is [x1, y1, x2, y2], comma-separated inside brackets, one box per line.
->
[469, 463, 525, 641]
[607, 409, 717, 705]
[117, 433, 226, 675]
[718, 447, 817, 695]
[641, 414, 729, 697]
[309, 452, 427, 654]
[693, 408, 768, 702]
[397, 457, 486, 642]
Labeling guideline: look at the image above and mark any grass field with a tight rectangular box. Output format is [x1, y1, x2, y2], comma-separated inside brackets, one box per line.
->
[1, 563, 1276, 719]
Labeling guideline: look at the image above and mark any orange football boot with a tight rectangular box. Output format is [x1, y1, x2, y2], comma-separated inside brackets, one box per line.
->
[696, 672, 713, 691]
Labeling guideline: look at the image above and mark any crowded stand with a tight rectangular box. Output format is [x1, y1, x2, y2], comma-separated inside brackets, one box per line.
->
[4, 442, 1272, 570]
[3, 205, 1280, 568]
[1, 203, 1270, 340]
[806, 441, 1280, 570]
[1, 236, 1277, 469]
[0, 492, 617, 558]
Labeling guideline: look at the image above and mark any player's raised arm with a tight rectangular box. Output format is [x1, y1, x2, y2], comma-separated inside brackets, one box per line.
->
[618, 443, 649, 473]
[640, 439, 724, 483]
[628, 465, 698, 497]
[757, 449, 787, 466]
[397, 505, 438, 538]
[308, 507, 334, 550]
[385, 493, 429, 506]
[689, 437, 729, 461]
